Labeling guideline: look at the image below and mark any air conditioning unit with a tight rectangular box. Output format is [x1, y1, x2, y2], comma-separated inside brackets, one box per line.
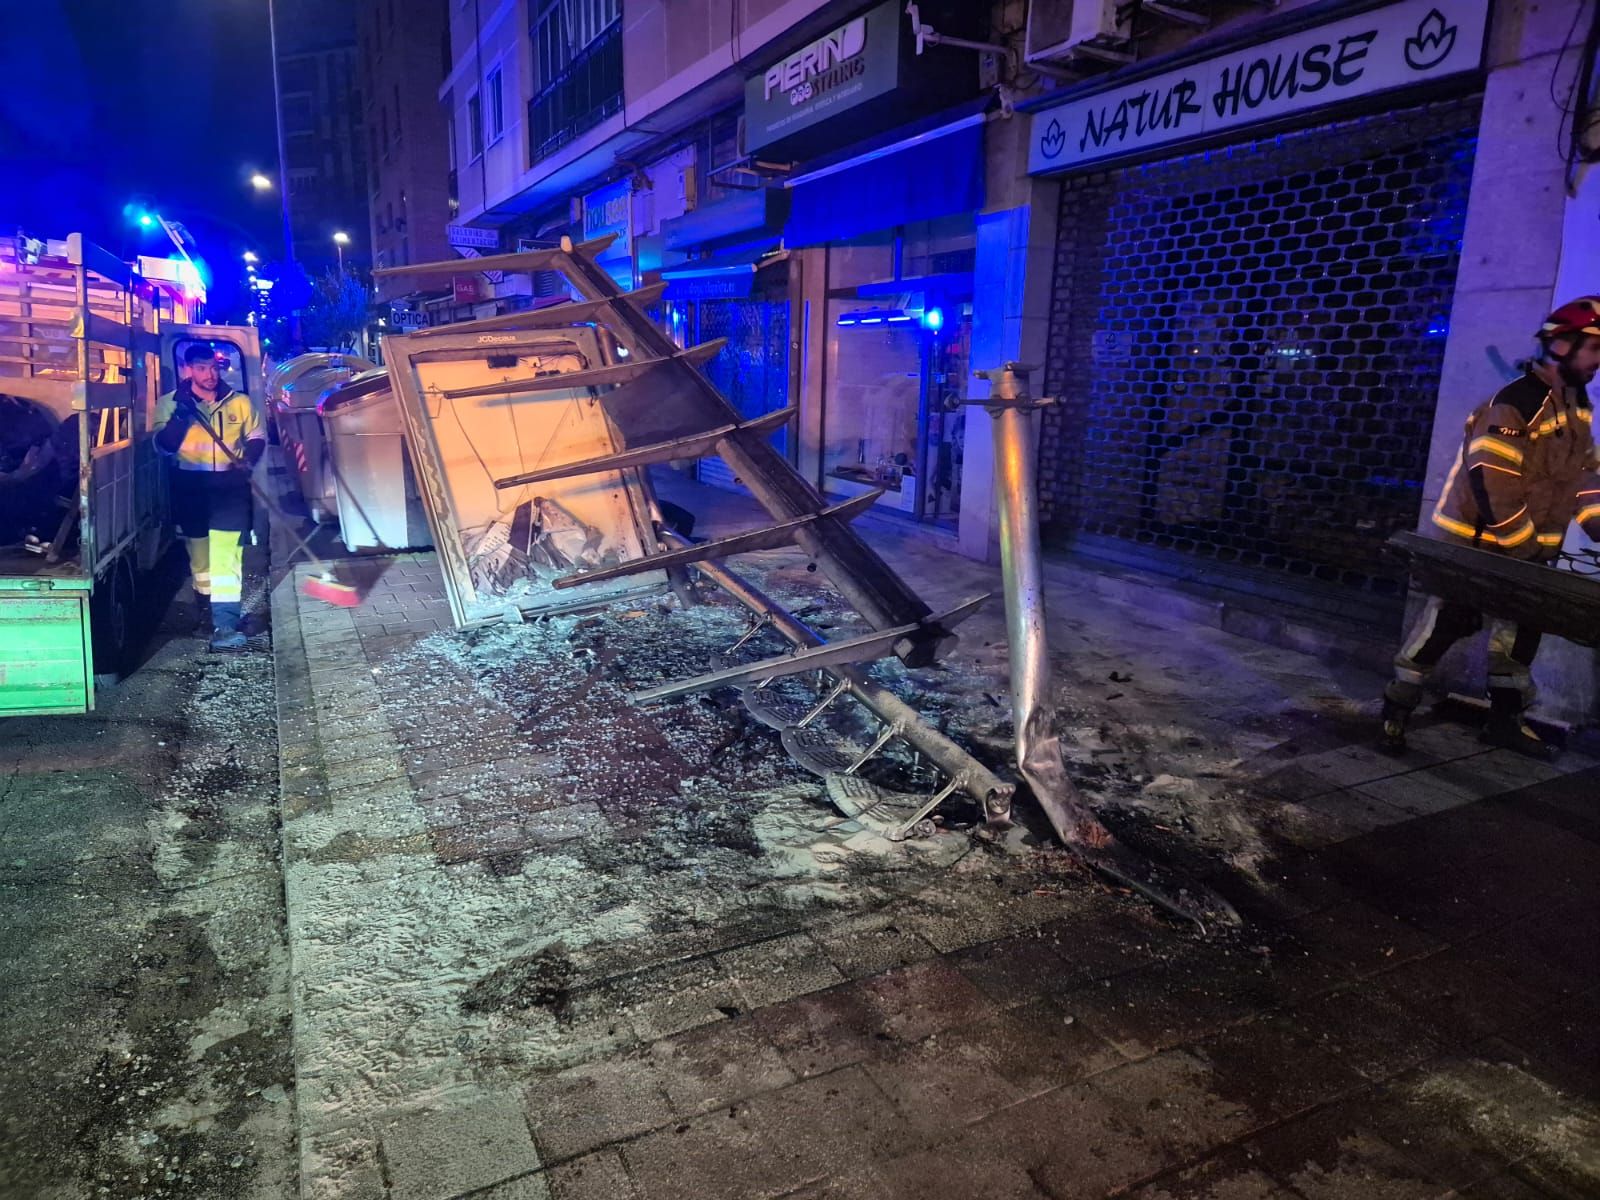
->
[1025, 0, 1133, 67]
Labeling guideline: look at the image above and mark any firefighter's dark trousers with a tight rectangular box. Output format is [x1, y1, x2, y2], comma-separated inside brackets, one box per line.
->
[1386, 595, 1543, 714]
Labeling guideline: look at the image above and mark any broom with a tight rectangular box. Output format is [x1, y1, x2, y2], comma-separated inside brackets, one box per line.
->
[178, 399, 360, 608]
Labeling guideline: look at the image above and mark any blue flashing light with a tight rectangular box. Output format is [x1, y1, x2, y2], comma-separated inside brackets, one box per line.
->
[859, 315, 885, 325]
[920, 307, 943, 331]
[137, 212, 155, 229]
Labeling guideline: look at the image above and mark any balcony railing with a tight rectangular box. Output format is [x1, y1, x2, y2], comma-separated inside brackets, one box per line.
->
[528, 20, 622, 164]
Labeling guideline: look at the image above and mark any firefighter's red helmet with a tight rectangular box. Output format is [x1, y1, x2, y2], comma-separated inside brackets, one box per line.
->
[1539, 297, 1600, 343]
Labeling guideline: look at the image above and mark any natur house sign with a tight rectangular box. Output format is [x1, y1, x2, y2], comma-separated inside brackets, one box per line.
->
[1027, 0, 1489, 175]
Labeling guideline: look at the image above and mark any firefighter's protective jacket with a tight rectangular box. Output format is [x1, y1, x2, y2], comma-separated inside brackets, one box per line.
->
[154, 381, 265, 471]
[1431, 368, 1600, 559]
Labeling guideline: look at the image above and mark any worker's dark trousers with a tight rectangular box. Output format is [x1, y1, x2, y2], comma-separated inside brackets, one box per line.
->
[1386, 595, 1544, 714]
[170, 468, 252, 605]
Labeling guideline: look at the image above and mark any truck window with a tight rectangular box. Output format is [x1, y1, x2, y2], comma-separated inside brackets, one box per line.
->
[171, 339, 250, 398]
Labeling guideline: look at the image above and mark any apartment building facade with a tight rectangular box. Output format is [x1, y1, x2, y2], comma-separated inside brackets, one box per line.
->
[435, 0, 1600, 721]
[275, 0, 369, 274]
[357, 0, 455, 301]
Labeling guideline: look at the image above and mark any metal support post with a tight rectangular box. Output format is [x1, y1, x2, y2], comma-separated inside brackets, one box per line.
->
[973, 364, 1239, 930]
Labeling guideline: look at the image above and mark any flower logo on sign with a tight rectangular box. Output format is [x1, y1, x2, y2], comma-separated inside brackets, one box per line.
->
[1404, 9, 1456, 70]
[1040, 118, 1066, 160]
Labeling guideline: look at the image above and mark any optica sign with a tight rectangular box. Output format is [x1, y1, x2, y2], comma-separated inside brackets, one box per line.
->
[1027, 0, 1488, 174]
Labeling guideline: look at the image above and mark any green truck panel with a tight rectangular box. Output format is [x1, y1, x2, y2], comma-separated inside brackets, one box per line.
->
[0, 592, 93, 715]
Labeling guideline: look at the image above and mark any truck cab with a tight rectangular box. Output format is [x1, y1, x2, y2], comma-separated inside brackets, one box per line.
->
[0, 231, 260, 715]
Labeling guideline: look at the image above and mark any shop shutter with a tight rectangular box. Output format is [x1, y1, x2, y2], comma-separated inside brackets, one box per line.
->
[1040, 98, 1480, 615]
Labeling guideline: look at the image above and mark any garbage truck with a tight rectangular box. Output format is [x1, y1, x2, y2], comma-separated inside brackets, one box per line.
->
[0, 231, 261, 715]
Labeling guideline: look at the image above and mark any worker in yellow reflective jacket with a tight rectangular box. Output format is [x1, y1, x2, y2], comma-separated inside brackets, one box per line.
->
[154, 343, 266, 651]
[1383, 298, 1600, 758]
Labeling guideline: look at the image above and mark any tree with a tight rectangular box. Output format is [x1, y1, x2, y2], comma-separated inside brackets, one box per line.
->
[298, 269, 369, 351]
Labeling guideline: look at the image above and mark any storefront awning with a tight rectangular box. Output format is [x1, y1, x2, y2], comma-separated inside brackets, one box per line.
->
[660, 241, 786, 301]
[784, 105, 988, 248]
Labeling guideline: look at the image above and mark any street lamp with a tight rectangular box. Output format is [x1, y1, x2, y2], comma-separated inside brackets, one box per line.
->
[242, 250, 259, 264]
[249, 172, 273, 192]
[333, 230, 350, 274]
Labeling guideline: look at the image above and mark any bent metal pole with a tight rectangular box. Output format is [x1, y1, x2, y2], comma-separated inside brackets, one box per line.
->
[973, 363, 1239, 931]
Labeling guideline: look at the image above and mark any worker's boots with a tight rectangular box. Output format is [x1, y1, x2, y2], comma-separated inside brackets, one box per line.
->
[208, 601, 248, 652]
[1379, 681, 1420, 753]
[1483, 690, 1558, 760]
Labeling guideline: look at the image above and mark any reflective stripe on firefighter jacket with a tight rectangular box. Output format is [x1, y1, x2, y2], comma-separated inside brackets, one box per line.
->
[154, 382, 265, 471]
[1431, 368, 1600, 559]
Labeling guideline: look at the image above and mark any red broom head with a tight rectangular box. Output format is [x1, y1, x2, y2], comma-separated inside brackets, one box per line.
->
[301, 574, 361, 608]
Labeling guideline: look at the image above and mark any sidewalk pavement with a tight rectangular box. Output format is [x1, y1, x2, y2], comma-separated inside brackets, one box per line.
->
[271, 472, 1600, 1200]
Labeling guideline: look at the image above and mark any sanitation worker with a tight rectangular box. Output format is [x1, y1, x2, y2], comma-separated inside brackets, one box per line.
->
[154, 342, 266, 651]
[1382, 297, 1600, 758]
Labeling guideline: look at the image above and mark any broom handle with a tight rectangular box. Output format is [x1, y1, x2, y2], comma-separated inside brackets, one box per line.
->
[178, 398, 334, 573]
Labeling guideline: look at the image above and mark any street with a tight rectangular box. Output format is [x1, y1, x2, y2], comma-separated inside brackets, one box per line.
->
[0, 562, 295, 1200]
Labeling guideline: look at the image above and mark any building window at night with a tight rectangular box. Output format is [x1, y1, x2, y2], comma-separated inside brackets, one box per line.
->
[528, 0, 621, 163]
[488, 66, 505, 144]
[468, 91, 483, 161]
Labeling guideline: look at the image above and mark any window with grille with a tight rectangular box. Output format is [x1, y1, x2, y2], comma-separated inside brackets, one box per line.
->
[528, 0, 622, 162]
[1040, 98, 1480, 607]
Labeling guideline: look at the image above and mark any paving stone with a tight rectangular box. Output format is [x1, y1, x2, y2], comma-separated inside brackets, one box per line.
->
[854, 959, 999, 1044]
[621, 1068, 909, 1200]
[1288, 747, 1416, 791]
[1460, 914, 1596, 999]
[1268, 792, 1399, 849]
[1051, 952, 1274, 1059]
[900, 883, 1077, 952]
[751, 982, 891, 1079]
[378, 1090, 542, 1200]
[1126, 1150, 1298, 1200]
[606, 957, 745, 1042]
[1000, 1074, 1187, 1199]
[1240, 1099, 1456, 1200]
[1287, 899, 1444, 978]
[431, 802, 608, 866]
[1351, 770, 1484, 818]
[618, 1099, 786, 1200]
[467, 1173, 554, 1199]
[821, 1144, 1050, 1199]
[716, 932, 845, 1010]
[939, 995, 1126, 1097]
[734, 1067, 914, 1188]
[1493, 987, 1600, 1097]
[812, 911, 940, 979]
[523, 1053, 674, 1162]
[1189, 1014, 1367, 1121]
[1356, 1069, 1523, 1194]
[948, 926, 1094, 1006]
[1094, 1049, 1267, 1160]
[647, 1016, 796, 1115]
[546, 1150, 639, 1200]
[859, 1026, 1026, 1136]
[1373, 948, 1546, 1048]
[1280, 985, 1448, 1082]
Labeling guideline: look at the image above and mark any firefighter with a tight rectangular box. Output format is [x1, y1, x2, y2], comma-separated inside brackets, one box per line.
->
[154, 343, 266, 651]
[1382, 297, 1600, 757]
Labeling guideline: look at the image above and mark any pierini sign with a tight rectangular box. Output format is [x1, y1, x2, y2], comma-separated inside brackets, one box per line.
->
[1027, 0, 1488, 175]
